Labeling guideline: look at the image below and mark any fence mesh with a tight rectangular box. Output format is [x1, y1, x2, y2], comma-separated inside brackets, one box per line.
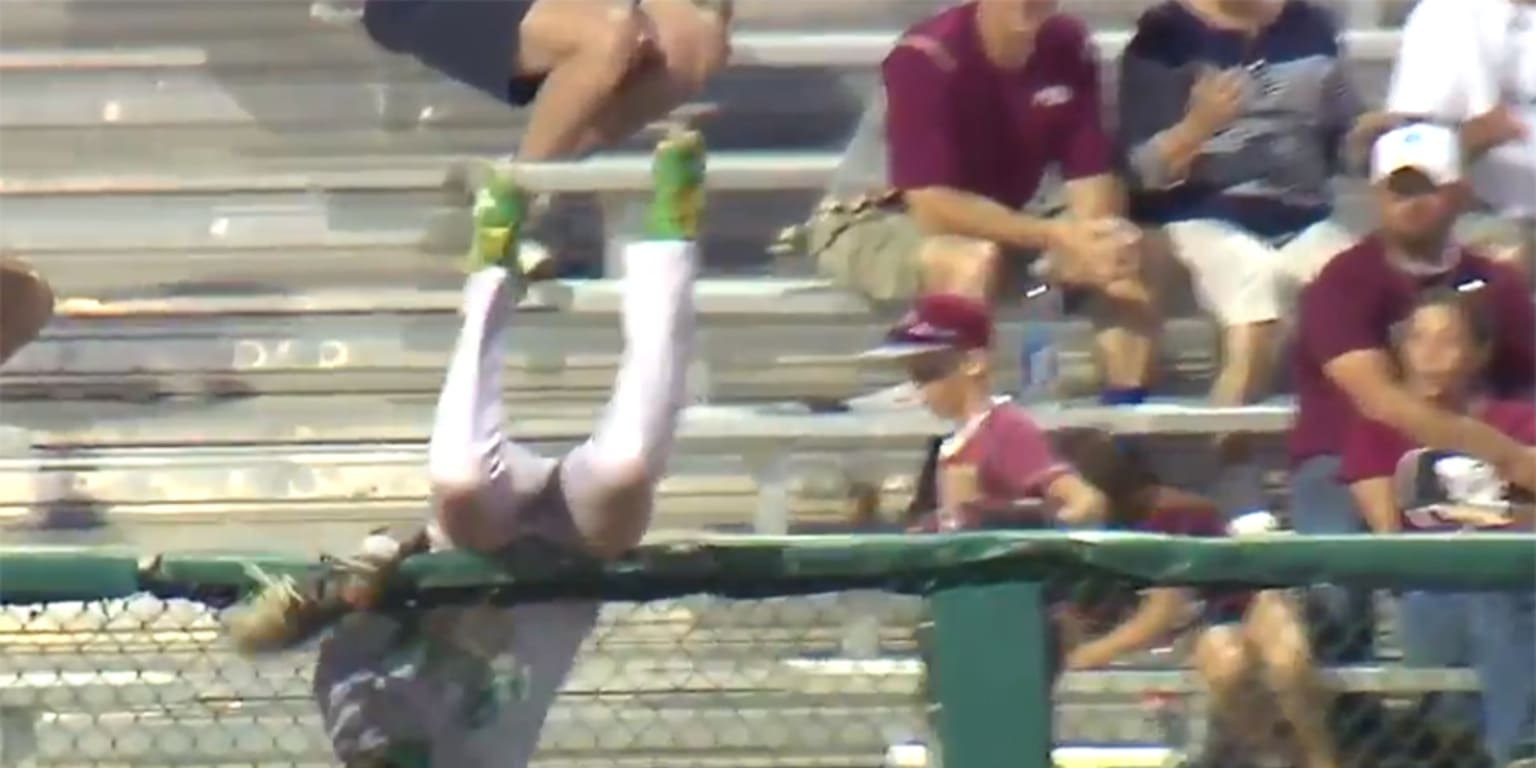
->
[0, 568, 1513, 768]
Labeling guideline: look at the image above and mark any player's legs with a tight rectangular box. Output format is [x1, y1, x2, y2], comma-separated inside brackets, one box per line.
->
[427, 171, 560, 553]
[557, 128, 702, 558]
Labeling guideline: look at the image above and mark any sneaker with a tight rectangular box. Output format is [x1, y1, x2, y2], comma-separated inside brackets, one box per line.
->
[224, 528, 428, 655]
[643, 126, 706, 242]
[467, 167, 527, 273]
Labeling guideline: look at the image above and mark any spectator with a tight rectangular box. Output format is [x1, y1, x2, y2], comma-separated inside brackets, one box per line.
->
[865, 292, 1107, 530]
[1116, 0, 1382, 520]
[1052, 428, 1338, 768]
[0, 257, 54, 366]
[1386, 0, 1534, 277]
[1342, 289, 1535, 768]
[361, 0, 730, 163]
[1292, 123, 1536, 662]
[802, 0, 1157, 406]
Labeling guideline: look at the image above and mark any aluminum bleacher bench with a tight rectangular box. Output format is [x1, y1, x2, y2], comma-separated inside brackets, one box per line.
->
[0, 400, 1294, 537]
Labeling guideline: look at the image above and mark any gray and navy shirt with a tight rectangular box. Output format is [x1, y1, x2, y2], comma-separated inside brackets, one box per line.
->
[1117, 0, 1362, 239]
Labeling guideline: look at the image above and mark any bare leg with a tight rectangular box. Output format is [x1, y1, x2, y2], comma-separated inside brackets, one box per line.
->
[1089, 295, 1158, 393]
[1246, 592, 1340, 768]
[918, 236, 1000, 301]
[560, 239, 696, 559]
[1211, 321, 1279, 407]
[513, 0, 647, 160]
[565, 0, 729, 155]
[427, 267, 559, 553]
[513, 0, 725, 160]
[1192, 624, 1274, 758]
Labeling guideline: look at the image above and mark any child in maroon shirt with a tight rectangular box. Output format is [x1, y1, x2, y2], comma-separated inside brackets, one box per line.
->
[1053, 428, 1339, 768]
[1342, 289, 1536, 767]
[865, 293, 1107, 531]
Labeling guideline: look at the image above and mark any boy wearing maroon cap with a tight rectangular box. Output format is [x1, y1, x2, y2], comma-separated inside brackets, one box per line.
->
[863, 293, 1107, 530]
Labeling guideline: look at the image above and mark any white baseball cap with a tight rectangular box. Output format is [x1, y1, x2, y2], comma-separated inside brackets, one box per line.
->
[1371, 123, 1463, 185]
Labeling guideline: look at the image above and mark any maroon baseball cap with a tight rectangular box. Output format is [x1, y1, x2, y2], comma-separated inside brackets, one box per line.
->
[860, 293, 994, 360]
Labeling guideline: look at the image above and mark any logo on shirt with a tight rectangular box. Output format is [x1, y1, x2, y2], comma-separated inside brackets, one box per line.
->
[1033, 85, 1073, 107]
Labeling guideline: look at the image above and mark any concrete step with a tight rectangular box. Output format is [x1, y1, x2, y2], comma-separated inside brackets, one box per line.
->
[0, 283, 1223, 401]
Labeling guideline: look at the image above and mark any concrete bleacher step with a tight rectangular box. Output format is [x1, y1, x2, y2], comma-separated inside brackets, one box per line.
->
[0, 284, 1222, 404]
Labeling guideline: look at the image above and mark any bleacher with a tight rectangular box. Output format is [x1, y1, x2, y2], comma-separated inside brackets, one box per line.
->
[0, 1, 1451, 766]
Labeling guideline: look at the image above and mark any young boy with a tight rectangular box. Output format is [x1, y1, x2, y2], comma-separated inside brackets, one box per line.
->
[863, 291, 1107, 530]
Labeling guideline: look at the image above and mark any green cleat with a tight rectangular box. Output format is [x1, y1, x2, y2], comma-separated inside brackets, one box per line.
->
[467, 166, 526, 273]
[643, 127, 706, 242]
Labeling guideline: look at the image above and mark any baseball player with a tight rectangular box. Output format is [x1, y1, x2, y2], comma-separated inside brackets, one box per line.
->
[227, 128, 704, 767]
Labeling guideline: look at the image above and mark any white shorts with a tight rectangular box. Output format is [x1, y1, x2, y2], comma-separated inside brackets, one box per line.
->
[1163, 219, 1357, 327]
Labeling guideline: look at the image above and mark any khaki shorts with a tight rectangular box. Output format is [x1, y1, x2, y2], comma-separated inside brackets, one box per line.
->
[797, 197, 1041, 305]
[1162, 218, 1358, 327]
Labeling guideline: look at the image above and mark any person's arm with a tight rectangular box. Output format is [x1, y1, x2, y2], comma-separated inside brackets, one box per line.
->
[1317, 19, 1369, 175]
[1301, 268, 1530, 485]
[1325, 352, 1526, 479]
[1383, 0, 1516, 160]
[1065, 588, 1193, 669]
[882, 41, 1058, 250]
[1057, 29, 1123, 221]
[1117, 9, 1231, 190]
[903, 187, 1061, 250]
[1347, 479, 1403, 534]
[1044, 472, 1110, 528]
[989, 409, 1107, 527]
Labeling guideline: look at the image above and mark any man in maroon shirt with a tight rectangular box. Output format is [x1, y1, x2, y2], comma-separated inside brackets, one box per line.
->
[1340, 291, 1535, 768]
[1291, 123, 1536, 663]
[864, 293, 1107, 530]
[820, 0, 1156, 405]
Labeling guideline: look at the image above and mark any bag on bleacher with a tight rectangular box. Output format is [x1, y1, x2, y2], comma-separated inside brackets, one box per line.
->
[773, 191, 925, 304]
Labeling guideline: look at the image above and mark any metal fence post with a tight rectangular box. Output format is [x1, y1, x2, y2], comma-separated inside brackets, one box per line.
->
[926, 581, 1053, 768]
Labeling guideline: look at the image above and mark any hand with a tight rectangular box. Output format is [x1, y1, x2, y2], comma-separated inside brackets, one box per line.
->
[1345, 110, 1405, 167]
[1464, 104, 1529, 153]
[1185, 67, 1247, 136]
[1046, 218, 1147, 302]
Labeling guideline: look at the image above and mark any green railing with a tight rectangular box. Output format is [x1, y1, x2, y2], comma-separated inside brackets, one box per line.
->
[1, 532, 1532, 767]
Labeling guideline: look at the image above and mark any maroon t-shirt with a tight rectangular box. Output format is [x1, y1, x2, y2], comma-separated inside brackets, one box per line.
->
[909, 402, 1071, 532]
[882, 4, 1113, 210]
[1290, 236, 1536, 464]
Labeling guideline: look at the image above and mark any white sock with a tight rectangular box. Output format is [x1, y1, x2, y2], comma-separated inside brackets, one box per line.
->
[582, 240, 697, 481]
[427, 268, 552, 508]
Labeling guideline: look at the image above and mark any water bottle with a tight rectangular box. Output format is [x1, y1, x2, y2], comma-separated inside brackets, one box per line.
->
[1018, 282, 1062, 404]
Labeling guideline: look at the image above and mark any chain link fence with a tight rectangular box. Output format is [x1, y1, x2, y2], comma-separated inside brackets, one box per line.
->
[0, 537, 1528, 768]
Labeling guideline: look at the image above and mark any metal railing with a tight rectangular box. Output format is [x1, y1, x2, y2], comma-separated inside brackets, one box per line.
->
[1, 532, 1530, 768]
